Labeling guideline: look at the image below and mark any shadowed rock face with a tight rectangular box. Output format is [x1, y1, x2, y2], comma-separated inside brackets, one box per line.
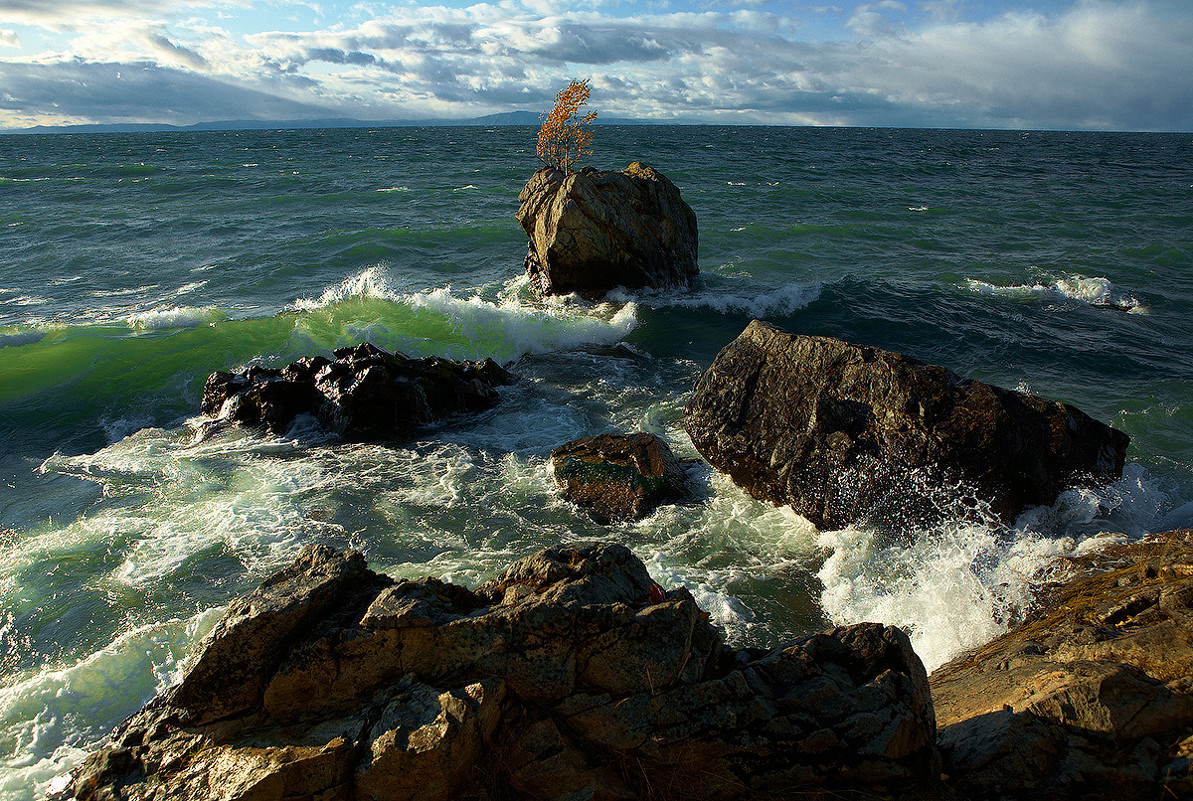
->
[201, 342, 512, 441]
[516, 163, 699, 298]
[931, 529, 1193, 800]
[63, 542, 939, 801]
[552, 432, 689, 523]
[684, 320, 1129, 529]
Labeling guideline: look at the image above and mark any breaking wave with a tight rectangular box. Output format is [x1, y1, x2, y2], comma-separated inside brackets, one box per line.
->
[965, 273, 1144, 312]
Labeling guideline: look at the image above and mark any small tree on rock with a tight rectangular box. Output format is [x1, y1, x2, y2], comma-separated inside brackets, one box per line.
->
[537, 79, 597, 174]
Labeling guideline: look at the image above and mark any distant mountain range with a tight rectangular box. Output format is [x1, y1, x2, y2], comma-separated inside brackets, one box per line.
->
[3, 111, 659, 135]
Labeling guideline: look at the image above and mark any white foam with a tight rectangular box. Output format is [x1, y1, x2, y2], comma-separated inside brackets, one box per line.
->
[40, 427, 337, 587]
[406, 286, 638, 364]
[291, 266, 397, 311]
[816, 522, 1057, 673]
[814, 464, 1173, 673]
[4, 296, 49, 307]
[126, 306, 225, 330]
[0, 609, 221, 801]
[965, 273, 1144, 312]
[173, 281, 207, 296]
[608, 281, 821, 318]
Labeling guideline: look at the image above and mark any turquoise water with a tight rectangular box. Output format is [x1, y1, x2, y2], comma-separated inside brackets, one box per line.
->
[1, 126, 1191, 797]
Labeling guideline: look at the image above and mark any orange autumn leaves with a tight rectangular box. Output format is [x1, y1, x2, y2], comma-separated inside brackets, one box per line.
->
[537, 79, 597, 174]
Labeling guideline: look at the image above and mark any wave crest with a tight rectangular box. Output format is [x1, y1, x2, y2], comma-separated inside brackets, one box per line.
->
[965, 273, 1144, 312]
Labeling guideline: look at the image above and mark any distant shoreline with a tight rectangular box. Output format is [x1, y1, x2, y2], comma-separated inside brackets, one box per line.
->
[0, 112, 654, 136]
[5, 114, 1190, 136]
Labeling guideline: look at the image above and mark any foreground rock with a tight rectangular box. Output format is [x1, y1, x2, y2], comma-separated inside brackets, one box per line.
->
[552, 432, 689, 523]
[201, 342, 512, 441]
[684, 320, 1129, 529]
[931, 529, 1193, 800]
[65, 542, 938, 801]
[516, 163, 699, 298]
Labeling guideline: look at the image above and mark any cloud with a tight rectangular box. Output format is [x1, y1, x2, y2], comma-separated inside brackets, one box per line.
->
[0, 30, 20, 48]
[0, 59, 332, 126]
[0, 0, 1190, 131]
[0, 0, 244, 27]
[843, 1, 1193, 129]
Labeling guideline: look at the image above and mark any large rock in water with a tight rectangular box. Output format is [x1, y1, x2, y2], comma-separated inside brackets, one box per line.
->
[684, 320, 1129, 529]
[931, 529, 1193, 800]
[552, 432, 689, 523]
[63, 542, 939, 801]
[201, 342, 512, 441]
[516, 163, 699, 297]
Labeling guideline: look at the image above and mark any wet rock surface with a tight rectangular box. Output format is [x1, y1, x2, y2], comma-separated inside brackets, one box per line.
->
[551, 432, 689, 523]
[516, 163, 699, 298]
[201, 342, 512, 441]
[63, 542, 939, 801]
[931, 529, 1193, 800]
[684, 320, 1129, 529]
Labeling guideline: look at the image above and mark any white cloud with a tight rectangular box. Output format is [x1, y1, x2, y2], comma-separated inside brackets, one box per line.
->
[0, 0, 247, 27]
[0, 29, 20, 48]
[0, 0, 1190, 130]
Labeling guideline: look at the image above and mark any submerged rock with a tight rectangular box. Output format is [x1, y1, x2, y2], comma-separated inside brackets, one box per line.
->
[64, 542, 939, 801]
[552, 432, 689, 523]
[683, 320, 1129, 529]
[931, 529, 1193, 800]
[201, 342, 512, 441]
[516, 163, 698, 298]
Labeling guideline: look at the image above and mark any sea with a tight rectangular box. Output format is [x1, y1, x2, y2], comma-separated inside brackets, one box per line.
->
[1, 124, 1191, 797]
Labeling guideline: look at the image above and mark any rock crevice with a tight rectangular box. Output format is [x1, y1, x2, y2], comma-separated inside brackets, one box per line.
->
[64, 542, 938, 801]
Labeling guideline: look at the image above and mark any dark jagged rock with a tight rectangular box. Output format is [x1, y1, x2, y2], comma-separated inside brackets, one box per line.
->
[64, 542, 939, 801]
[201, 342, 512, 441]
[552, 432, 689, 523]
[516, 162, 698, 298]
[931, 529, 1193, 800]
[683, 320, 1129, 529]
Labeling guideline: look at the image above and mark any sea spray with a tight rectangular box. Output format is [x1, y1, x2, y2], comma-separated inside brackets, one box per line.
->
[0, 610, 221, 801]
[963, 273, 1145, 313]
[815, 466, 1172, 672]
[289, 267, 639, 364]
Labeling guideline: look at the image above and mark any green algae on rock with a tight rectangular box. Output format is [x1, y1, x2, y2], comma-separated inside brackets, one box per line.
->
[551, 432, 689, 523]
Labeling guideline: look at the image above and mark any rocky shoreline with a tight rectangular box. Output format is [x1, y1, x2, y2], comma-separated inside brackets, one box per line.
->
[62, 533, 1193, 800]
[60, 164, 1189, 799]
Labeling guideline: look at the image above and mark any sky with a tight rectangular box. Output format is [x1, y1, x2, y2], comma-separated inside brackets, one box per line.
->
[0, 0, 1190, 131]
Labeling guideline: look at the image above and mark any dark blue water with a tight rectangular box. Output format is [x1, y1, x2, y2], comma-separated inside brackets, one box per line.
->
[1, 126, 1191, 797]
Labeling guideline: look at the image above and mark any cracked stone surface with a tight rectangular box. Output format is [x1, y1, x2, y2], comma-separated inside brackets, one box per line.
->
[61, 542, 937, 801]
[931, 529, 1193, 800]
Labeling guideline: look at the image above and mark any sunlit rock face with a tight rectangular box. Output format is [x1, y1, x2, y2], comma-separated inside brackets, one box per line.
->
[516, 162, 699, 298]
[64, 542, 939, 801]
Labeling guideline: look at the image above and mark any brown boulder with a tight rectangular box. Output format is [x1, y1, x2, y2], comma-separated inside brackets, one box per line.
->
[683, 320, 1129, 529]
[551, 432, 689, 523]
[516, 163, 698, 298]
